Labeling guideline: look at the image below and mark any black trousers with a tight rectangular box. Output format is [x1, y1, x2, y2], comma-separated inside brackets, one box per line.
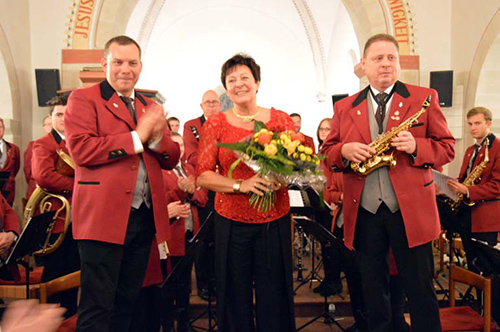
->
[41, 223, 80, 318]
[354, 204, 440, 332]
[215, 213, 295, 332]
[456, 207, 499, 321]
[76, 205, 156, 332]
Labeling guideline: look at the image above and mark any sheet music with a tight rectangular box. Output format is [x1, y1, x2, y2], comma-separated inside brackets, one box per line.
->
[432, 170, 458, 201]
[289, 190, 304, 207]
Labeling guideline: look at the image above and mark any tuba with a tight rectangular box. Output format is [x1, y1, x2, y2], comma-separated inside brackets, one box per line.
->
[351, 95, 431, 176]
[22, 149, 74, 256]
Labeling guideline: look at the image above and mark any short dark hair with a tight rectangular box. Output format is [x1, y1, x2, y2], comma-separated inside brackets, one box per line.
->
[167, 117, 179, 123]
[104, 35, 142, 59]
[467, 106, 493, 122]
[46, 95, 68, 115]
[221, 53, 261, 89]
[171, 132, 182, 138]
[363, 33, 399, 57]
[289, 113, 301, 119]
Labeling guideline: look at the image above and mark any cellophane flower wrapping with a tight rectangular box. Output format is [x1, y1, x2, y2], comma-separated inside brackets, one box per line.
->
[217, 120, 327, 212]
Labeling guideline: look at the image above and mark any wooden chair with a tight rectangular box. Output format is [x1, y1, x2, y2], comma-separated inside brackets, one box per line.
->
[0, 265, 44, 300]
[440, 265, 498, 332]
[39, 271, 80, 332]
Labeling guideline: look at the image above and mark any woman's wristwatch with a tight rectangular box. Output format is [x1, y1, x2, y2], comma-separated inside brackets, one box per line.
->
[233, 179, 243, 193]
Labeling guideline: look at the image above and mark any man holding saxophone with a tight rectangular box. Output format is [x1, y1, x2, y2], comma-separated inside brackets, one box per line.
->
[447, 107, 500, 272]
[31, 95, 80, 318]
[322, 33, 455, 332]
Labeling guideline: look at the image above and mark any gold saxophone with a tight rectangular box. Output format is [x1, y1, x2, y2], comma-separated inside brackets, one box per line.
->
[351, 95, 431, 176]
[22, 149, 74, 256]
[447, 139, 489, 212]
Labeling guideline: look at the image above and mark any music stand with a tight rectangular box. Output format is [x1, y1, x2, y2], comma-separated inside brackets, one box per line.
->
[471, 238, 500, 276]
[292, 215, 346, 332]
[5, 211, 56, 299]
[161, 212, 216, 332]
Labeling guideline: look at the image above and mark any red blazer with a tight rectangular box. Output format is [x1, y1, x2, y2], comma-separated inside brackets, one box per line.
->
[65, 80, 180, 245]
[162, 162, 207, 256]
[322, 81, 455, 249]
[23, 141, 37, 200]
[0, 194, 19, 235]
[458, 134, 500, 233]
[183, 116, 205, 167]
[32, 130, 74, 234]
[303, 134, 316, 154]
[0, 141, 20, 205]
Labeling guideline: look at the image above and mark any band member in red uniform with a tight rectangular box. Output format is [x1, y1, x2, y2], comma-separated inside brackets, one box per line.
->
[32, 95, 79, 317]
[322, 33, 455, 332]
[0, 118, 20, 206]
[65, 35, 179, 332]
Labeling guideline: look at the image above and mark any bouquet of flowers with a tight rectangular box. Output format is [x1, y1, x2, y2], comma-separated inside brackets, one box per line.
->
[217, 120, 326, 212]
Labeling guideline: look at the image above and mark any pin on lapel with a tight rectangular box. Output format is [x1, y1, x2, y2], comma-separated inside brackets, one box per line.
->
[357, 110, 361, 115]
[113, 103, 119, 108]
[391, 116, 400, 121]
[395, 111, 400, 116]
[142, 109, 145, 113]
[399, 102, 403, 108]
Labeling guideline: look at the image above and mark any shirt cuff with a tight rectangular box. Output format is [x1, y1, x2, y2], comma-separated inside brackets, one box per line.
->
[131, 131, 144, 154]
[148, 133, 163, 152]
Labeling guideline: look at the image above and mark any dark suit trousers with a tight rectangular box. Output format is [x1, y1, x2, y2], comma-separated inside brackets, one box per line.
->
[76, 204, 155, 332]
[354, 204, 441, 332]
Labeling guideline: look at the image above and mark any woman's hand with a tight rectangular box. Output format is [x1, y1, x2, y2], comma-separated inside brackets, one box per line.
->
[178, 176, 196, 194]
[167, 201, 191, 219]
[239, 174, 272, 196]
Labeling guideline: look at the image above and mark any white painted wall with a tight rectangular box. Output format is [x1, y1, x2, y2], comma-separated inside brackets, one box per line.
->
[127, 0, 359, 147]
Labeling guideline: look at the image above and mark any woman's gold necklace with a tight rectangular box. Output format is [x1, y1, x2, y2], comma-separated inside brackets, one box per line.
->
[232, 107, 261, 123]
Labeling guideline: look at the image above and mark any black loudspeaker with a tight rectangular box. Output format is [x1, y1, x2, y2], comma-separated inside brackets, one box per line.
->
[430, 70, 453, 107]
[332, 94, 348, 107]
[35, 69, 61, 107]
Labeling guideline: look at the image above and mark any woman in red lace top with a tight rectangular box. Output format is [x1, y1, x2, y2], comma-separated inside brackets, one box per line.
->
[196, 54, 296, 332]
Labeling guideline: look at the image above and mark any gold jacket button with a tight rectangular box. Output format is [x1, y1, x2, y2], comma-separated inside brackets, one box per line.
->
[131, 166, 137, 171]
[126, 190, 132, 194]
[353, 199, 357, 203]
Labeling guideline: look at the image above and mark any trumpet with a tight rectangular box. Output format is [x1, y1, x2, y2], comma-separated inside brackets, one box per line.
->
[351, 95, 431, 176]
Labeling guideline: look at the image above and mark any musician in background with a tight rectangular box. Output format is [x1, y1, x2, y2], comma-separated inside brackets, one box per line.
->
[0, 118, 20, 206]
[167, 117, 180, 134]
[183, 89, 220, 301]
[24, 115, 52, 201]
[290, 113, 315, 153]
[32, 95, 80, 318]
[322, 33, 455, 332]
[183, 90, 220, 166]
[162, 132, 207, 331]
[448, 107, 500, 267]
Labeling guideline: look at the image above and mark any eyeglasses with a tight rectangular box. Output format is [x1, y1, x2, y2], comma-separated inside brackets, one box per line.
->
[203, 100, 220, 106]
[319, 127, 331, 132]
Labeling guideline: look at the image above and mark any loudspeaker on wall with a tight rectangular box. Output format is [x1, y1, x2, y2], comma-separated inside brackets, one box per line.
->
[430, 70, 453, 107]
[35, 69, 61, 107]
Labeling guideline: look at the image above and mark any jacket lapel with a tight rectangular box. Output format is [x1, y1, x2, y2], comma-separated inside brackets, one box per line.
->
[350, 87, 371, 144]
[105, 94, 135, 129]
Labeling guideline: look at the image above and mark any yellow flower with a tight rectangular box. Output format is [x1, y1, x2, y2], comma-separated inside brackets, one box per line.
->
[271, 140, 277, 145]
[298, 145, 305, 152]
[280, 133, 288, 141]
[300, 153, 306, 161]
[264, 144, 278, 156]
[304, 147, 313, 155]
[293, 152, 298, 158]
[306, 155, 311, 162]
[283, 139, 300, 156]
[315, 160, 321, 165]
